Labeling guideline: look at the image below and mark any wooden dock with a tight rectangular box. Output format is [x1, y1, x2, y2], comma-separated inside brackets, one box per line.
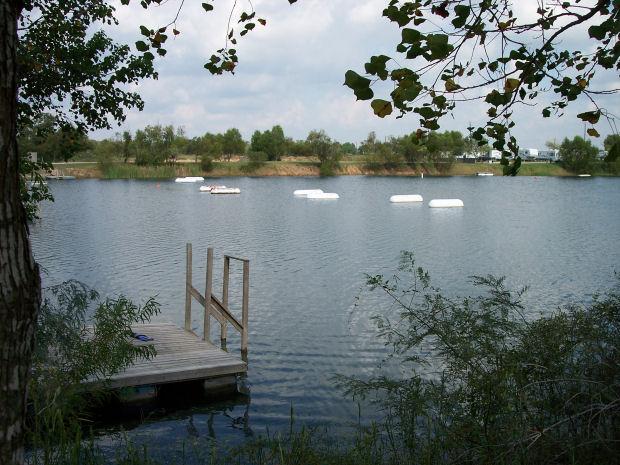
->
[96, 244, 250, 393]
[102, 323, 246, 389]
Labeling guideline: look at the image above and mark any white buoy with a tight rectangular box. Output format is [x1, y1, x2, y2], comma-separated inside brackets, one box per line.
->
[175, 176, 204, 183]
[307, 192, 339, 199]
[476, 172, 494, 176]
[200, 185, 226, 192]
[577, 174, 591, 177]
[390, 194, 423, 203]
[421, 173, 424, 179]
[429, 199, 464, 208]
[294, 189, 324, 197]
[211, 187, 240, 194]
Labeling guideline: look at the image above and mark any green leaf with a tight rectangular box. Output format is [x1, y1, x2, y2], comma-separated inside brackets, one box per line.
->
[415, 106, 435, 119]
[588, 25, 606, 40]
[426, 34, 452, 60]
[202, 2, 214, 12]
[451, 5, 470, 28]
[485, 90, 510, 107]
[140, 26, 150, 37]
[135, 41, 149, 52]
[354, 87, 374, 101]
[587, 128, 600, 137]
[344, 70, 372, 90]
[371, 99, 393, 118]
[401, 28, 422, 44]
[365, 55, 391, 80]
[422, 119, 440, 130]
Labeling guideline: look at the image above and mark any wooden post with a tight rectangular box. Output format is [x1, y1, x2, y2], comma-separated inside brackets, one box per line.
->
[221, 256, 230, 347]
[241, 260, 249, 355]
[203, 247, 214, 343]
[184, 243, 192, 331]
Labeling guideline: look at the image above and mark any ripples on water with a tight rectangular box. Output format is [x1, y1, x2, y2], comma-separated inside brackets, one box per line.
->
[31, 176, 620, 452]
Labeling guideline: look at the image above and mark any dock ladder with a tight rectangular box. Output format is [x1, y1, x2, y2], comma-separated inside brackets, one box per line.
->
[184, 243, 249, 358]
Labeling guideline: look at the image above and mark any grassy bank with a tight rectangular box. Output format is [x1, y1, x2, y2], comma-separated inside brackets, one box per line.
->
[53, 161, 615, 179]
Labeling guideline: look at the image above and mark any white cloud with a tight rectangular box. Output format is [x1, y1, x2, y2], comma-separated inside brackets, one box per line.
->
[347, 0, 385, 25]
[91, 0, 617, 149]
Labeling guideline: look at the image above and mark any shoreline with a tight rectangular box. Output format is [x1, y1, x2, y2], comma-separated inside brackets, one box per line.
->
[49, 161, 617, 179]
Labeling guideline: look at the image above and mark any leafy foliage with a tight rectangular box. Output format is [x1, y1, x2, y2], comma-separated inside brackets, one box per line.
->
[306, 130, 338, 164]
[31, 281, 159, 410]
[125, 0, 298, 75]
[134, 124, 180, 165]
[243, 150, 268, 172]
[559, 135, 599, 173]
[360, 130, 470, 171]
[200, 154, 215, 172]
[18, 1, 156, 132]
[339, 252, 620, 464]
[27, 281, 159, 464]
[18, 114, 91, 163]
[222, 128, 247, 161]
[17, 0, 157, 219]
[251, 126, 287, 161]
[343, 1, 619, 174]
[604, 134, 620, 162]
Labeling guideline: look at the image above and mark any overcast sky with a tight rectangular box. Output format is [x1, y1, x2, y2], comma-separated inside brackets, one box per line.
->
[94, 0, 619, 149]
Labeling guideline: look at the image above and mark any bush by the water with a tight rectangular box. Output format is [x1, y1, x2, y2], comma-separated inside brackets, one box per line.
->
[338, 252, 620, 464]
[240, 151, 268, 173]
[200, 154, 214, 172]
[28, 281, 160, 464]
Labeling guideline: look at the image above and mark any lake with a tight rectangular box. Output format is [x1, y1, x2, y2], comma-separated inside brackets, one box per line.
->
[31, 175, 620, 455]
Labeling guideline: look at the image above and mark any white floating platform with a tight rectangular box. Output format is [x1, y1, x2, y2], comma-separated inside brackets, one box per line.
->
[307, 192, 339, 199]
[211, 187, 240, 194]
[429, 199, 464, 208]
[175, 176, 204, 183]
[390, 194, 423, 203]
[476, 172, 494, 176]
[577, 174, 591, 177]
[294, 189, 324, 197]
[200, 185, 227, 192]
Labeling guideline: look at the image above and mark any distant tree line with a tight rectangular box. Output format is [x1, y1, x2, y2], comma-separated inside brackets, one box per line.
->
[18, 114, 620, 175]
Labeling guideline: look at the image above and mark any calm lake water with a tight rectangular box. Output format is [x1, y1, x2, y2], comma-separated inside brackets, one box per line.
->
[31, 175, 620, 456]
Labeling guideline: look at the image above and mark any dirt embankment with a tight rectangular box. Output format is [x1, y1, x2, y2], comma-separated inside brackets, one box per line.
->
[57, 161, 574, 179]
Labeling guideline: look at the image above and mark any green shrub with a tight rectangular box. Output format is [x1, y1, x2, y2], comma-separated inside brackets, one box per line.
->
[339, 252, 620, 465]
[559, 136, 599, 173]
[240, 151, 268, 173]
[319, 159, 340, 176]
[28, 280, 160, 462]
[200, 154, 214, 172]
[363, 152, 384, 171]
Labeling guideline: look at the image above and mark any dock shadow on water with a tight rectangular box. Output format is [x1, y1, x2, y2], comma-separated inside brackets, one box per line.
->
[93, 379, 253, 440]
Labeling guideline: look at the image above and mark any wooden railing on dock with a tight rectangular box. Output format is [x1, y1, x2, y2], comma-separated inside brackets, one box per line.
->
[184, 243, 249, 357]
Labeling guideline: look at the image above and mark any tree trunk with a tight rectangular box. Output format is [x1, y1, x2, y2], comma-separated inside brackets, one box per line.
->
[0, 2, 41, 464]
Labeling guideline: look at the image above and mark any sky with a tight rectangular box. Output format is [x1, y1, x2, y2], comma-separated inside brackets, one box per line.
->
[93, 0, 619, 149]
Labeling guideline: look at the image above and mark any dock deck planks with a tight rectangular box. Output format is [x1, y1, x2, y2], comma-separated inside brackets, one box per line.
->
[97, 322, 247, 389]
